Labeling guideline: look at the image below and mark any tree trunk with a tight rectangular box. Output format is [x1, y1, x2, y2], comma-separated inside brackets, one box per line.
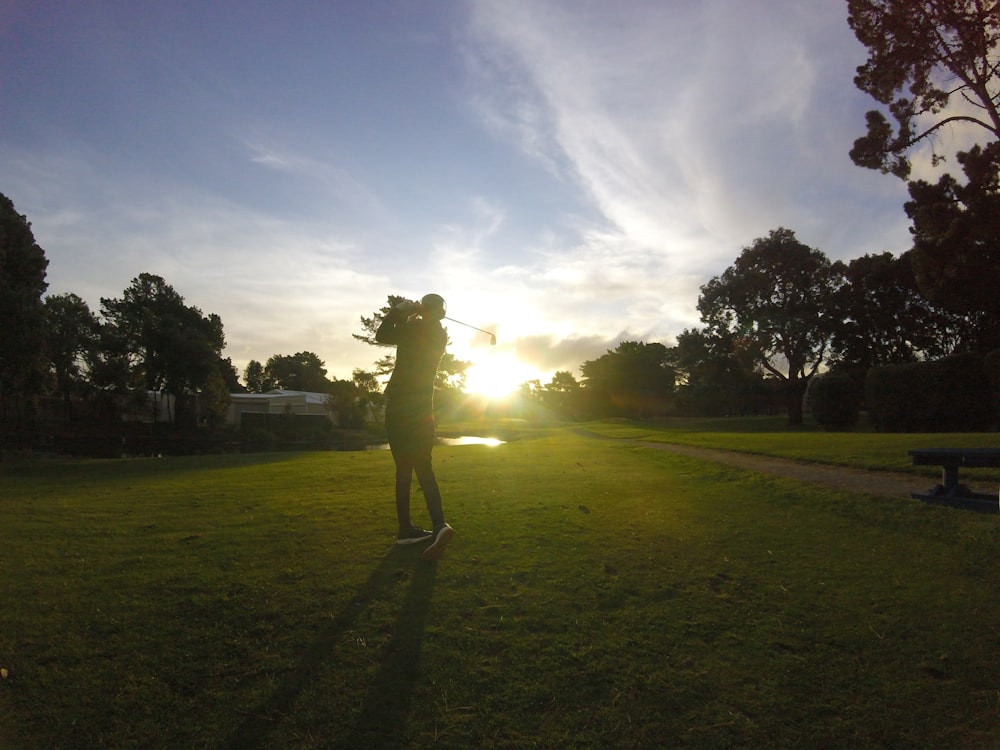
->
[786, 376, 807, 426]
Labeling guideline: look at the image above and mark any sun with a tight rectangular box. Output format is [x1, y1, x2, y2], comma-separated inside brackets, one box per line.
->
[463, 352, 541, 400]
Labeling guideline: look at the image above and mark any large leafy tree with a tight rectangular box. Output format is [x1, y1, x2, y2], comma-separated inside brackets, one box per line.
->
[828, 252, 964, 372]
[0, 193, 49, 427]
[848, 0, 1000, 178]
[263, 351, 331, 393]
[698, 228, 841, 425]
[527, 370, 582, 418]
[579, 341, 675, 418]
[243, 360, 270, 393]
[667, 328, 769, 417]
[43, 293, 101, 419]
[101, 273, 227, 424]
[903, 142, 1000, 334]
[351, 368, 382, 423]
[848, 0, 1000, 327]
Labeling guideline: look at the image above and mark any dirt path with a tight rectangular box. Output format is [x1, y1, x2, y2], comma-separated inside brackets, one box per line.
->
[578, 430, 998, 502]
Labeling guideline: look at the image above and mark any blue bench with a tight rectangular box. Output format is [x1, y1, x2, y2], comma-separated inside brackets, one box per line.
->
[909, 448, 1000, 513]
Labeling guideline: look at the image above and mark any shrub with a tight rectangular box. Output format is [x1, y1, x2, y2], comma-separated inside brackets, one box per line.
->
[865, 353, 994, 432]
[804, 372, 860, 431]
[241, 427, 277, 452]
[985, 349, 1000, 429]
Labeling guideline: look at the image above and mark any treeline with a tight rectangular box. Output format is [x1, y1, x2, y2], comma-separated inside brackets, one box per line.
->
[0, 193, 384, 452]
[524, 227, 997, 429]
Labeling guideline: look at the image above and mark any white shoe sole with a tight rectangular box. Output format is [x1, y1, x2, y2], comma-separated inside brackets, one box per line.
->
[421, 526, 454, 561]
[396, 535, 432, 545]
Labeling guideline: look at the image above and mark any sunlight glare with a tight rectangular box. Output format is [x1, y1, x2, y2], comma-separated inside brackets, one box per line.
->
[463, 352, 541, 400]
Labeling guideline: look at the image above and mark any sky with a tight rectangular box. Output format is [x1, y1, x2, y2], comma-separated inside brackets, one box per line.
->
[1, 0, 918, 397]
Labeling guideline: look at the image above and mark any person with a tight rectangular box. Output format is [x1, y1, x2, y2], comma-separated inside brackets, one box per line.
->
[375, 293, 455, 560]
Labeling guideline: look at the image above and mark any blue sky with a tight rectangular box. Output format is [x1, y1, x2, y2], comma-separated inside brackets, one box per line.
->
[1, 0, 914, 394]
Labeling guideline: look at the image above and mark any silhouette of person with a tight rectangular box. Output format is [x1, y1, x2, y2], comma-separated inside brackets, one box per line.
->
[375, 293, 454, 560]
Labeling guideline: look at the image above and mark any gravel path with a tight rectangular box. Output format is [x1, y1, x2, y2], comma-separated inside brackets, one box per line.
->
[579, 431, 998, 502]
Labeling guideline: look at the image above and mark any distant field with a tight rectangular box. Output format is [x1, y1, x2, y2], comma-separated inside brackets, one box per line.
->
[2, 425, 999, 748]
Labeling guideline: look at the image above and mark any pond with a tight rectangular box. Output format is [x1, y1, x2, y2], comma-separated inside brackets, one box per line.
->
[369, 436, 506, 450]
[438, 436, 505, 447]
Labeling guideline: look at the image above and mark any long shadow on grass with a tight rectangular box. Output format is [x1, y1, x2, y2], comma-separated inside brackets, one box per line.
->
[228, 545, 437, 748]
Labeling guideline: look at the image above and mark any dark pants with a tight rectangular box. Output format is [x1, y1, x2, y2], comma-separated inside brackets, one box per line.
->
[385, 400, 444, 531]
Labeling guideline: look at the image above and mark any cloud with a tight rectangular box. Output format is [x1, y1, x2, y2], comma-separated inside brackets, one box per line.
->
[510, 331, 646, 378]
[240, 136, 387, 219]
[463, 0, 912, 269]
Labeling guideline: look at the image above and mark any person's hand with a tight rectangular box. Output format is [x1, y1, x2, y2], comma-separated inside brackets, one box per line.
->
[394, 299, 420, 315]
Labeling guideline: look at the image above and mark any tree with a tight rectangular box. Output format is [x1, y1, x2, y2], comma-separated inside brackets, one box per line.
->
[849, 0, 1000, 328]
[86, 319, 132, 394]
[528, 370, 581, 418]
[353, 294, 409, 347]
[198, 367, 232, 429]
[243, 360, 270, 393]
[326, 378, 364, 428]
[904, 142, 1000, 334]
[352, 368, 382, 424]
[217, 357, 244, 394]
[0, 193, 49, 429]
[580, 341, 675, 418]
[848, 0, 1000, 179]
[828, 252, 962, 374]
[101, 274, 226, 425]
[352, 368, 381, 397]
[43, 293, 101, 419]
[157, 307, 227, 424]
[263, 352, 331, 393]
[698, 228, 840, 425]
[667, 328, 769, 417]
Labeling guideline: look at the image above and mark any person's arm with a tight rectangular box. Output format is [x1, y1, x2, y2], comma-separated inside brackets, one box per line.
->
[375, 308, 404, 345]
[375, 300, 419, 345]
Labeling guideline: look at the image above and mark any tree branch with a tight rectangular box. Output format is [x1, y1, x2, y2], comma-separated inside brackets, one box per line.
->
[899, 113, 999, 149]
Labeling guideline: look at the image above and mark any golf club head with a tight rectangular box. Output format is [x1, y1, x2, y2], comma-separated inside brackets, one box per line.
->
[489, 334, 497, 346]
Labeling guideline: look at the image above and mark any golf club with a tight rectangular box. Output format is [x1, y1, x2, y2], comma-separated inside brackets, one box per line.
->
[444, 316, 497, 345]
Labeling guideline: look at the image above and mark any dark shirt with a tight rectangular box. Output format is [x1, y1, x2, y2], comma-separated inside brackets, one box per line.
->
[375, 310, 446, 412]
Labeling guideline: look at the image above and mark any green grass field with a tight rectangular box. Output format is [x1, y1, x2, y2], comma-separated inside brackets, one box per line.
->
[2, 421, 1000, 748]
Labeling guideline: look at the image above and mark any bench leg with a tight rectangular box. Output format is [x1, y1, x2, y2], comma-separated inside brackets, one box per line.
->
[941, 464, 960, 494]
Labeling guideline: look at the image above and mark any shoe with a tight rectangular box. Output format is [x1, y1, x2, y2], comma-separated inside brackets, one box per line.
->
[396, 526, 433, 545]
[421, 524, 454, 561]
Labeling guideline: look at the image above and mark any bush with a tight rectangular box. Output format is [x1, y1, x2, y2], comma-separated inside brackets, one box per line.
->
[866, 353, 995, 432]
[241, 427, 277, 452]
[804, 372, 860, 431]
[985, 349, 1000, 427]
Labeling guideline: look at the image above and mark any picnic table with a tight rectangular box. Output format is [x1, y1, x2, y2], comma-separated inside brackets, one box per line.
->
[909, 448, 1000, 513]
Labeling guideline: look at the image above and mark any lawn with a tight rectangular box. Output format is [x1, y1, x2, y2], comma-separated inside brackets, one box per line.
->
[2, 425, 999, 748]
[582, 415, 1000, 478]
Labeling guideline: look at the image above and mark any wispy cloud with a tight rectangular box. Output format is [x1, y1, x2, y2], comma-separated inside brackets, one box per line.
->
[240, 137, 388, 219]
[464, 0, 911, 260]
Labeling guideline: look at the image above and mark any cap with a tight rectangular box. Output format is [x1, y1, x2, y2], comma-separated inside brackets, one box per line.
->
[420, 293, 447, 319]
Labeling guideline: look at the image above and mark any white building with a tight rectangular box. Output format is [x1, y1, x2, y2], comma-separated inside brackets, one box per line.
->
[225, 390, 335, 428]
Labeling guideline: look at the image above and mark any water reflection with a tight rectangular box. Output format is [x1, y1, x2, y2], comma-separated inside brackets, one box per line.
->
[438, 436, 505, 447]
[369, 436, 505, 451]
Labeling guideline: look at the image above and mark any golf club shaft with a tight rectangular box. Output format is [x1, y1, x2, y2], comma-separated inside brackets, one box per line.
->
[443, 316, 493, 337]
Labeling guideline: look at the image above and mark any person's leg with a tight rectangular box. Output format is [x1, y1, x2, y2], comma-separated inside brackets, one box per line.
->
[387, 402, 430, 542]
[413, 455, 444, 530]
[393, 452, 415, 533]
[409, 413, 445, 529]
[419, 453, 454, 560]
